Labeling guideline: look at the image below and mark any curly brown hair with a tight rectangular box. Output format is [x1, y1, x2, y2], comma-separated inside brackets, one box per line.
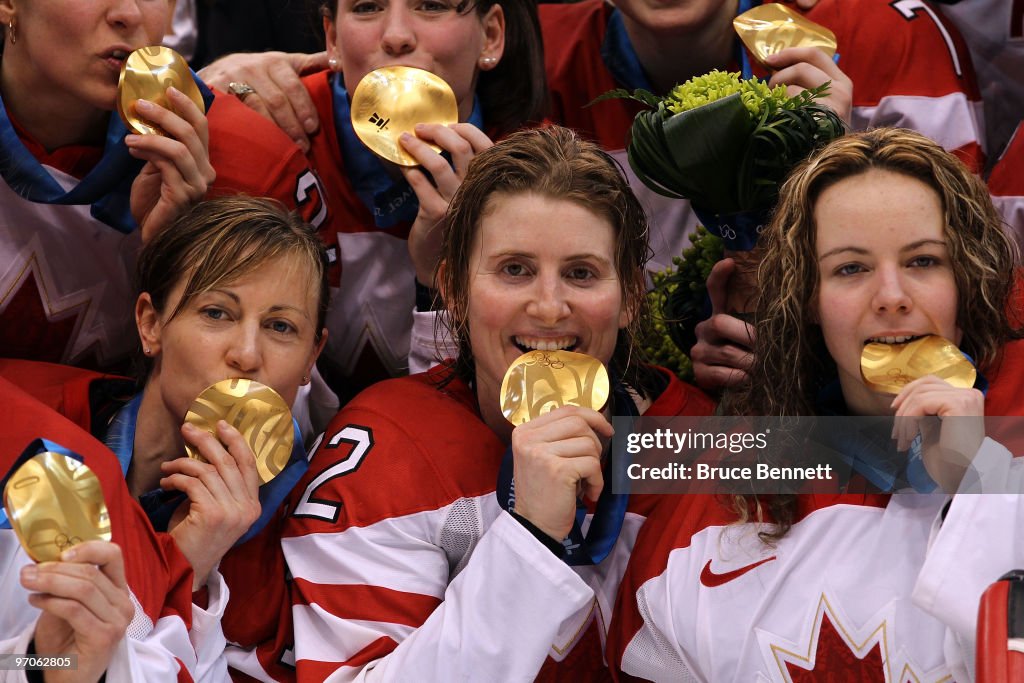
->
[724, 127, 1020, 537]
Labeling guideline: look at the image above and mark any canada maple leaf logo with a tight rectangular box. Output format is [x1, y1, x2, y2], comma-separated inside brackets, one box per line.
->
[769, 596, 937, 682]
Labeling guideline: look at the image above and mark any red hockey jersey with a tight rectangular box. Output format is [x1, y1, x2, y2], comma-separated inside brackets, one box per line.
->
[228, 365, 713, 681]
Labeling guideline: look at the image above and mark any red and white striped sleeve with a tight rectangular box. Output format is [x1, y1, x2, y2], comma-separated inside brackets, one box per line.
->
[804, 0, 986, 172]
[280, 394, 595, 682]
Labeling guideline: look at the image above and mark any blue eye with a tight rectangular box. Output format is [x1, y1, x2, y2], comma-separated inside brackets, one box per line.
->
[202, 307, 227, 320]
[909, 255, 938, 268]
[836, 264, 864, 276]
[269, 320, 297, 335]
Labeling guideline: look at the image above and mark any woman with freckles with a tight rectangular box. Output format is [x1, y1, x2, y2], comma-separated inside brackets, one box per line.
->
[258, 126, 715, 681]
[608, 128, 1024, 682]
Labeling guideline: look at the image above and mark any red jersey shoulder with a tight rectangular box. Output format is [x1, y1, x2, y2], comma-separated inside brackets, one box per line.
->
[798, 0, 980, 102]
[0, 376, 194, 628]
[289, 372, 503, 533]
[205, 88, 327, 228]
[0, 358, 129, 431]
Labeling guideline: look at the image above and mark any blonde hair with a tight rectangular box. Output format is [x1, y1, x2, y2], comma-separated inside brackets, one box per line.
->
[136, 196, 329, 340]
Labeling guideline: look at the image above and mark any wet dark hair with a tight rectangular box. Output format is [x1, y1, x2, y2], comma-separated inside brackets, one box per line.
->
[438, 126, 659, 394]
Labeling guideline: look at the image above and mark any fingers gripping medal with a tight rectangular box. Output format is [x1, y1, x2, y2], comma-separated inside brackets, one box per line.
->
[500, 350, 611, 425]
[3, 453, 111, 563]
[861, 335, 977, 394]
[118, 46, 206, 136]
[350, 66, 459, 167]
[733, 4, 837, 67]
[184, 379, 294, 484]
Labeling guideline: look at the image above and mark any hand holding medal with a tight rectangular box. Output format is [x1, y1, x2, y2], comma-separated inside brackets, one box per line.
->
[160, 378, 290, 587]
[116, 46, 216, 242]
[861, 335, 985, 491]
[4, 443, 134, 683]
[118, 47, 206, 136]
[350, 66, 459, 167]
[3, 451, 111, 563]
[183, 378, 295, 484]
[498, 351, 628, 561]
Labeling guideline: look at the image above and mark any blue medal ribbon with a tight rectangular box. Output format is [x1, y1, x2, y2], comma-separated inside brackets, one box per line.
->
[813, 357, 987, 493]
[104, 393, 308, 544]
[0, 439, 86, 529]
[496, 381, 638, 566]
[0, 73, 214, 234]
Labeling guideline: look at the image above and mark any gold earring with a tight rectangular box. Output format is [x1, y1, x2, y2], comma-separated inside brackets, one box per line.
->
[7, 19, 15, 45]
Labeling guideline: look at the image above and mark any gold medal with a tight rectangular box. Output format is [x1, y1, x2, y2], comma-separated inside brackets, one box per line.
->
[861, 335, 976, 394]
[500, 351, 610, 426]
[350, 66, 458, 167]
[117, 46, 205, 136]
[3, 453, 111, 563]
[733, 4, 837, 67]
[183, 379, 294, 484]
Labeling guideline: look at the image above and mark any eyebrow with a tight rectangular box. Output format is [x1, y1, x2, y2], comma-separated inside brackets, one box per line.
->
[818, 239, 947, 261]
[488, 250, 613, 265]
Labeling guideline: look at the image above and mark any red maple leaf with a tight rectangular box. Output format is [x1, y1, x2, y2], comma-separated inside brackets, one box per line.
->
[785, 611, 888, 682]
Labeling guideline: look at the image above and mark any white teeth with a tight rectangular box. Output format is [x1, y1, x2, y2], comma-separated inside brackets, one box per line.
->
[514, 336, 577, 352]
[868, 335, 917, 344]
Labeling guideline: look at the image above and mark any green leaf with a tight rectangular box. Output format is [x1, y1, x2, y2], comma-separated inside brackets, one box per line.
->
[659, 93, 753, 211]
[589, 88, 662, 110]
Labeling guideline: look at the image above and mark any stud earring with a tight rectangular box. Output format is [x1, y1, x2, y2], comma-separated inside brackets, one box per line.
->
[301, 375, 311, 385]
[143, 346, 151, 355]
[328, 57, 339, 71]
[480, 56, 498, 68]
[7, 19, 15, 45]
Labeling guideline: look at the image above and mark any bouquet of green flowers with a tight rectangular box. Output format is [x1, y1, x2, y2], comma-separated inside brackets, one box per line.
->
[602, 69, 844, 248]
[599, 70, 844, 374]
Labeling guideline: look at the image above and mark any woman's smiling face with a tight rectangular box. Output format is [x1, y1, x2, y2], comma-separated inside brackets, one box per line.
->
[465, 192, 631, 418]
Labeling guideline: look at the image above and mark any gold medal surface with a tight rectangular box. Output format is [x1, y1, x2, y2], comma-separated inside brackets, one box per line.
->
[861, 335, 976, 394]
[734, 4, 837, 66]
[500, 350, 610, 426]
[350, 66, 458, 167]
[118, 46, 205, 136]
[184, 379, 294, 484]
[3, 453, 111, 563]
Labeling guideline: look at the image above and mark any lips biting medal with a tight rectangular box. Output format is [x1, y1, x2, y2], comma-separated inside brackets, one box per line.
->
[183, 379, 294, 484]
[350, 66, 459, 167]
[117, 46, 205, 136]
[733, 4, 837, 67]
[3, 452, 111, 563]
[500, 350, 611, 426]
[860, 335, 976, 394]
